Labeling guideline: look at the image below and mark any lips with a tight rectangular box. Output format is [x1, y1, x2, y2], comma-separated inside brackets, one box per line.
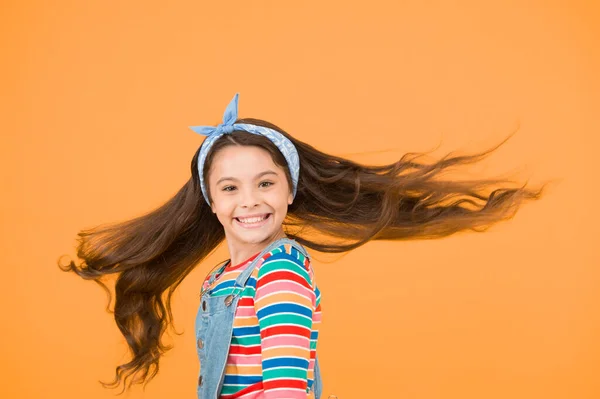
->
[235, 213, 269, 223]
[234, 213, 271, 229]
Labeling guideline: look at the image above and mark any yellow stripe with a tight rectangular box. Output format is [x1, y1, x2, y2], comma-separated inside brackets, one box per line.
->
[255, 291, 314, 308]
[225, 364, 263, 374]
[232, 316, 259, 327]
[262, 346, 311, 358]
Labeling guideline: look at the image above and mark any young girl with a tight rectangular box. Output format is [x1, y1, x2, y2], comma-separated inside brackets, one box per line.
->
[61, 93, 545, 399]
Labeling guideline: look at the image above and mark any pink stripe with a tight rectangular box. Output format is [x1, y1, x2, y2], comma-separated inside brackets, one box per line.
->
[262, 335, 310, 348]
[236, 390, 263, 399]
[227, 353, 262, 365]
[235, 306, 257, 317]
[256, 281, 315, 298]
[264, 388, 305, 398]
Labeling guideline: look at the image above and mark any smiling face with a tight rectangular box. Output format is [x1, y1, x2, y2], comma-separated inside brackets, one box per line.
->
[207, 144, 294, 257]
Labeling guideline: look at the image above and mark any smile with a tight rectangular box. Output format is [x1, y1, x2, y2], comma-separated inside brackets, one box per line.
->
[234, 213, 272, 229]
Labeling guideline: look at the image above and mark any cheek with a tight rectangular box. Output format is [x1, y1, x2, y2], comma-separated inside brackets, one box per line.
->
[212, 200, 234, 218]
[273, 190, 292, 210]
[266, 188, 289, 206]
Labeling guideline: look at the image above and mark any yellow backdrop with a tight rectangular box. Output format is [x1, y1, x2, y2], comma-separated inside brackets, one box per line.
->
[1, 1, 599, 398]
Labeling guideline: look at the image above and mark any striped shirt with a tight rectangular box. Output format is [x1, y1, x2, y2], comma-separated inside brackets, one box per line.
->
[202, 243, 322, 399]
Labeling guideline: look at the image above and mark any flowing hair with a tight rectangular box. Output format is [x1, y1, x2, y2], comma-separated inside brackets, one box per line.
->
[59, 117, 547, 393]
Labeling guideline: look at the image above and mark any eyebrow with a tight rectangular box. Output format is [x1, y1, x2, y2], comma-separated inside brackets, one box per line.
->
[216, 170, 279, 185]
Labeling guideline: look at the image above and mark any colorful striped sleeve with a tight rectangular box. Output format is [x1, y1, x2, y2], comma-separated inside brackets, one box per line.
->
[254, 247, 316, 399]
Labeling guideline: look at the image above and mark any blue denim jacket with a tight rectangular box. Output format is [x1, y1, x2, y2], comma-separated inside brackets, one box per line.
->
[195, 237, 323, 399]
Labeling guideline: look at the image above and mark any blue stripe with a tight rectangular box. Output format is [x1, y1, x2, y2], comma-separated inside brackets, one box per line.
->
[223, 374, 262, 385]
[256, 302, 313, 319]
[263, 357, 309, 369]
[210, 279, 236, 291]
[233, 325, 260, 336]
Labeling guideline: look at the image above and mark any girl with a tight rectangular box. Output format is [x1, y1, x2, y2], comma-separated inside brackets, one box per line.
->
[61, 93, 545, 399]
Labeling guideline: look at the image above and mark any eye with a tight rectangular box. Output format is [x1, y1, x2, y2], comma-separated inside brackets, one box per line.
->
[221, 182, 273, 192]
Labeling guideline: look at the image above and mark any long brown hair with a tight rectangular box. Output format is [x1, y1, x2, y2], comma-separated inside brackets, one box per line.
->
[59, 117, 547, 393]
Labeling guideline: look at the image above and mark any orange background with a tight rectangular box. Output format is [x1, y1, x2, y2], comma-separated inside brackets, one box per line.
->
[1, 1, 599, 398]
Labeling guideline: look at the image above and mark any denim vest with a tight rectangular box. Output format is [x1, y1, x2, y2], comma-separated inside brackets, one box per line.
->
[195, 237, 323, 399]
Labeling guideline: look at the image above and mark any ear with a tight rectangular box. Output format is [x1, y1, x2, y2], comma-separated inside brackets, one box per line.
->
[288, 192, 293, 205]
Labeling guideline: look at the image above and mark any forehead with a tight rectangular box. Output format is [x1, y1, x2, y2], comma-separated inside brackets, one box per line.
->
[209, 145, 282, 179]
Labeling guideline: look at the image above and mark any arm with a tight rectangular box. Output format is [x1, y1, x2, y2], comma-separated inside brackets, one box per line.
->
[254, 251, 316, 399]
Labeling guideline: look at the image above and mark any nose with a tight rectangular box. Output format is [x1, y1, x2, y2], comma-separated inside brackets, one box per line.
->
[240, 187, 260, 208]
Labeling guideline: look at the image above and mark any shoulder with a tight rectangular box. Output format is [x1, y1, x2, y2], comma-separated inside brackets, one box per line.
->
[257, 242, 312, 283]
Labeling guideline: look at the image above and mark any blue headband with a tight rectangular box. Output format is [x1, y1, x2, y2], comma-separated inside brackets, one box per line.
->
[189, 93, 300, 205]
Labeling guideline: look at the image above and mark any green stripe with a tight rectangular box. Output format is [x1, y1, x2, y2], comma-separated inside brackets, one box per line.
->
[263, 367, 308, 380]
[292, 248, 306, 264]
[259, 314, 313, 329]
[211, 283, 256, 298]
[210, 286, 235, 296]
[220, 385, 240, 395]
[231, 335, 262, 346]
[258, 258, 311, 282]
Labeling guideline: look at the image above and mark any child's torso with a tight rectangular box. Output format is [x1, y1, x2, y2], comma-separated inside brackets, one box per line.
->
[202, 245, 322, 399]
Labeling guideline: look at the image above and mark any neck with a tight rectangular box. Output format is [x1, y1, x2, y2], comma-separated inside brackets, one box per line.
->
[226, 228, 288, 267]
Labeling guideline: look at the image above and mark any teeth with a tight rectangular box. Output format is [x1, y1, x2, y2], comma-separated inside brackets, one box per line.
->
[238, 215, 268, 224]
